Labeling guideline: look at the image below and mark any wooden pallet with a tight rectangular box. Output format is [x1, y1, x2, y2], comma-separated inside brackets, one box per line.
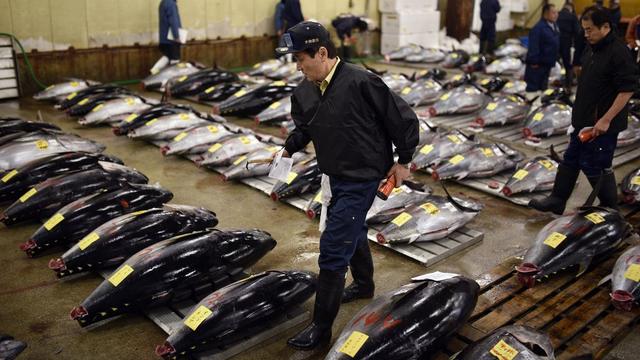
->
[433, 252, 640, 359]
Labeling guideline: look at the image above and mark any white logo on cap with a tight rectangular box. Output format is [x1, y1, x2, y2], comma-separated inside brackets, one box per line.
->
[304, 38, 319, 44]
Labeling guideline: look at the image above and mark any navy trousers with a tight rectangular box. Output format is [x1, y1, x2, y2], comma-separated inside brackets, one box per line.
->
[524, 64, 552, 92]
[479, 21, 496, 54]
[319, 177, 379, 273]
[563, 130, 618, 177]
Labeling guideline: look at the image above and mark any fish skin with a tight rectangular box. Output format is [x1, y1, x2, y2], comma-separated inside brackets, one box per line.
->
[162, 124, 236, 156]
[51, 205, 218, 278]
[156, 270, 317, 359]
[501, 80, 527, 95]
[217, 82, 296, 117]
[0, 335, 27, 360]
[57, 84, 129, 111]
[429, 85, 490, 116]
[404, 48, 446, 63]
[254, 96, 292, 124]
[494, 40, 528, 58]
[384, 44, 422, 60]
[0, 162, 148, 226]
[78, 96, 150, 126]
[247, 59, 283, 76]
[523, 102, 572, 138]
[33, 79, 98, 101]
[113, 104, 193, 136]
[411, 130, 476, 170]
[142, 62, 202, 90]
[22, 184, 173, 257]
[473, 94, 530, 128]
[453, 325, 555, 359]
[0, 152, 122, 204]
[264, 62, 298, 80]
[620, 166, 640, 204]
[433, 143, 524, 181]
[198, 83, 248, 102]
[70, 229, 277, 327]
[442, 50, 470, 68]
[382, 74, 412, 93]
[399, 78, 443, 106]
[0, 119, 61, 136]
[376, 194, 482, 244]
[502, 156, 558, 197]
[127, 112, 212, 141]
[516, 207, 631, 288]
[609, 245, 640, 311]
[67, 92, 135, 117]
[271, 158, 321, 201]
[198, 134, 267, 167]
[325, 275, 479, 360]
[167, 68, 238, 97]
[485, 57, 524, 75]
[617, 114, 640, 148]
[366, 184, 432, 225]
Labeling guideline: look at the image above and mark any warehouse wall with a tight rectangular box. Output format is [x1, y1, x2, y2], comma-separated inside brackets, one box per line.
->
[0, 0, 378, 52]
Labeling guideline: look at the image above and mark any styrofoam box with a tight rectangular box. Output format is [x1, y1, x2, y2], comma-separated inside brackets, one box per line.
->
[381, 32, 439, 54]
[472, 0, 513, 32]
[510, 0, 529, 13]
[379, 0, 437, 13]
[382, 10, 440, 35]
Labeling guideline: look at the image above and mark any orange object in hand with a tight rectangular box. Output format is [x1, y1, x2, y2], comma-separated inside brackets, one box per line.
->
[377, 174, 396, 200]
[579, 127, 596, 143]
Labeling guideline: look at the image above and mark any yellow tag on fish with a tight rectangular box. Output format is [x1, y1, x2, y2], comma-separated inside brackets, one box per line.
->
[505, 82, 514, 88]
[205, 86, 216, 94]
[338, 331, 369, 358]
[471, 56, 479, 62]
[285, 172, 298, 184]
[145, 118, 158, 126]
[391, 187, 404, 195]
[207, 125, 219, 133]
[481, 148, 494, 157]
[453, 74, 462, 81]
[631, 176, 640, 186]
[544, 89, 554, 96]
[538, 159, 555, 170]
[179, 113, 190, 120]
[544, 232, 567, 249]
[108, 265, 134, 287]
[420, 144, 434, 154]
[489, 339, 519, 360]
[233, 89, 247, 97]
[451, 53, 459, 59]
[624, 264, 640, 282]
[269, 101, 281, 109]
[125, 114, 138, 123]
[481, 78, 490, 85]
[533, 113, 544, 121]
[43, 213, 65, 231]
[173, 132, 188, 142]
[585, 212, 605, 224]
[314, 190, 322, 203]
[513, 169, 528, 180]
[391, 212, 412, 226]
[208, 143, 223, 153]
[177, 75, 188, 82]
[78, 232, 100, 250]
[465, 88, 476, 95]
[66, 92, 77, 100]
[561, 69, 566, 75]
[401, 87, 411, 95]
[1, 169, 18, 183]
[253, 63, 261, 68]
[449, 154, 465, 164]
[70, 81, 79, 87]
[35, 140, 49, 150]
[420, 203, 439, 215]
[92, 104, 104, 112]
[233, 155, 247, 165]
[177, 63, 187, 68]
[272, 81, 286, 86]
[131, 210, 150, 216]
[19, 188, 37, 202]
[448, 135, 462, 144]
[486, 102, 498, 111]
[440, 93, 451, 101]
[184, 305, 213, 331]
[78, 98, 90, 106]
[46, 85, 55, 90]
[125, 97, 135, 106]
[239, 136, 251, 145]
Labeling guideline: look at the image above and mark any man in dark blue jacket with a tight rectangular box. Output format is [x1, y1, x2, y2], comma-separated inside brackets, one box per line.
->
[281, 0, 305, 33]
[479, 0, 501, 54]
[151, 0, 182, 73]
[524, 4, 560, 93]
[557, 2, 580, 91]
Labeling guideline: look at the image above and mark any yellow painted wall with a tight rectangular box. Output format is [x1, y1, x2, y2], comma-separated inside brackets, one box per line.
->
[0, 0, 379, 51]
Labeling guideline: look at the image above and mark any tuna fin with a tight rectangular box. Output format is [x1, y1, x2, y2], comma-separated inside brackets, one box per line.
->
[583, 170, 606, 208]
[549, 144, 562, 162]
[597, 274, 612, 287]
[441, 182, 481, 213]
[361, 62, 385, 76]
[577, 259, 591, 277]
[455, 172, 469, 181]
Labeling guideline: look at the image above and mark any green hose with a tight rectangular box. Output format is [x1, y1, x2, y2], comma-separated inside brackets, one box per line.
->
[0, 32, 47, 90]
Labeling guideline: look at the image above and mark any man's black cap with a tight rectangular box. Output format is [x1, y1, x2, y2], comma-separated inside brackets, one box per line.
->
[276, 21, 330, 55]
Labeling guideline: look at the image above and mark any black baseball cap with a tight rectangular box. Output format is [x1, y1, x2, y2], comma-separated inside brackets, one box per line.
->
[275, 21, 331, 55]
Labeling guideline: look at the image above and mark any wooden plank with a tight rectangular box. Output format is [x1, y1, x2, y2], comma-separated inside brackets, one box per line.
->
[474, 257, 520, 290]
[471, 276, 522, 318]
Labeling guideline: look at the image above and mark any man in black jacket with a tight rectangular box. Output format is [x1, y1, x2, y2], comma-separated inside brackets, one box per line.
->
[276, 21, 418, 350]
[557, 2, 579, 91]
[530, 6, 638, 215]
[479, 0, 501, 54]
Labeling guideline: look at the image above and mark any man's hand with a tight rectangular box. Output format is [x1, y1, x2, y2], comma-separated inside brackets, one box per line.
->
[593, 116, 611, 137]
[574, 66, 582, 77]
[531, 64, 540, 69]
[386, 163, 411, 187]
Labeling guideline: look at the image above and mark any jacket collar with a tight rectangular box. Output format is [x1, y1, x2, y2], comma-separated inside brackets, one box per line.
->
[591, 30, 616, 52]
[318, 59, 345, 98]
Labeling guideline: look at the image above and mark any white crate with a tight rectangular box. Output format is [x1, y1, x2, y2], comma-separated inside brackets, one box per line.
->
[472, 0, 514, 32]
[382, 10, 440, 35]
[381, 32, 439, 54]
[510, 0, 529, 13]
[379, 0, 438, 13]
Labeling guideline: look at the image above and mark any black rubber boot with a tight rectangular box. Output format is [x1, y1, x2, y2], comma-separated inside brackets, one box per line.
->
[587, 170, 619, 210]
[529, 164, 579, 215]
[342, 242, 374, 303]
[287, 269, 345, 351]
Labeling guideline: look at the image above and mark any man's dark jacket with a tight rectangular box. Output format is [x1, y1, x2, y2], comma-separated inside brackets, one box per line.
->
[573, 31, 639, 133]
[526, 19, 560, 66]
[480, 0, 501, 22]
[284, 61, 419, 182]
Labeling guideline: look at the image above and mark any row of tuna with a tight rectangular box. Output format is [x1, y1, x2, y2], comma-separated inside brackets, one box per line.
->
[385, 39, 527, 64]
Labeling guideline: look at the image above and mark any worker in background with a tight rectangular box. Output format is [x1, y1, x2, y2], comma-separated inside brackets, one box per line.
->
[608, 0, 621, 35]
[275, 21, 418, 350]
[479, 0, 501, 55]
[558, 2, 580, 92]
[151, 0, 182, 74]
[529, 6, 639, 215]
[275, 0, 286, 37]
[524, 4, 559, 95]
[331, 15, 369, 61]
[625, 14, 640, 62]
[281, 0, 305, 33]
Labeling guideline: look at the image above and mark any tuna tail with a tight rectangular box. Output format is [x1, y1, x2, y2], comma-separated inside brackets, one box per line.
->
[582, 170, 606, 208]
[440, 182, 481, 213]
[361, 62, 385, 76]
[597, 273, 612, 287]
[549, 144, 562, 162]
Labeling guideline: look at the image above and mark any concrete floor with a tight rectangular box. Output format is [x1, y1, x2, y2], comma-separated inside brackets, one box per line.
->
[1, 67, 639, 359]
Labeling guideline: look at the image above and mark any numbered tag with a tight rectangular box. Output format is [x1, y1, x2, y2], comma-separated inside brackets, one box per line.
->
[489, 339, 519, 360]
[239, 136, 251, 145]
[70, 81, 79, 87]
[449, 154, 465, 165]
[35, 139, 49, 150]
[624, 264, 640, 282]
[233, 89, 247, 97]
[453, 74, 462, 81]
[184, 305, 213, 331]
[177, 75, 188, 82]
[173, 132, 188, 142]
[253, 63, 261, 68]
[177, 63, 187, 68]
[451, 53, 459, 59]
[486, 102, 498, 111]
[43, 213, 65, 231]
[92, 104, 104, 112]
[440, 93, 451, 101]
[505, 82, 514, 88]
[208, 143, 223, 153]
[125, 98, 135, 106]
[179, 113, 190, 120]
[108, 265, 134, 287]
[125, 114, 138, 123]
[420, 144, 434, 154]
[78, 232, 100, 250]
[131, 209, 150, 216]
[544, 232, 567, 249]
[391, 187, 404, 195]
[481, 148, 494, 157]
[533, 113, 544, 121]
[19, 188, 37, 203]
[585, 212, 605, 224]
[207, 125, 219, 133]
[401, 87, 412, 95]
[464, 88, 476, 95]
[420, 203, 439, 215]
[313, 190, 322, 203]
[481, 78, 490, 85]
[538, 159, 555, 170]
[1, 169, 18, 183]
[233, 155, 248, 166]
[544, 89, 554, 96]
[391, 212, 412, 226]
[338, 331, 369, 358]
[513, 169, 529, 180]
[46, 85, 55, 90]
[66, 92, 77, 100]
[145, 118, 158, 126]
[447, 135, 461, 144]
[78, 98, 90, 106]
[631, 176, 640, 186]
[269, 101, 281, 109]
[205, 86, 216, 94]
[272, 81, 286, 86]
[285, 172, 298, 184]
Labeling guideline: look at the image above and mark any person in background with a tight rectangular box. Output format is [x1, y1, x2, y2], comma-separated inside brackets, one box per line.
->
[331, 15, 369, 61]
[275, 0, 286, 37]
[524, 4, 560, 95]
[479, 0, 501, 54]
[608, 0, 621, 35]
[625, 14, 640, 63]
[281, 0, 305, 33]
[151, 0, 182, 74]
[529, 6, 638, 215]
[558, 2, 580, 92]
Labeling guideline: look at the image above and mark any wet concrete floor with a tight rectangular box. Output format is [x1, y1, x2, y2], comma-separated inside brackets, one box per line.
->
[0, 64, 639, 359]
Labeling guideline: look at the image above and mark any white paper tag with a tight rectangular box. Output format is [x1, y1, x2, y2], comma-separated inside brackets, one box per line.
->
[268, 149, 293, 182]
[411, 271, 460, 282]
